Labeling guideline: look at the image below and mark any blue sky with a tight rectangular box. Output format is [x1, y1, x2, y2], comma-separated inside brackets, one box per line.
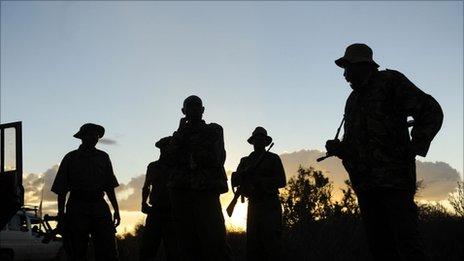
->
[1, 1, 462, 183]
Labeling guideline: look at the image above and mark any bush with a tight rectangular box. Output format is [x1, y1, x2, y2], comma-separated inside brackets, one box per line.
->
[116, 166, 463, 260]
[449, 181, 464, 218]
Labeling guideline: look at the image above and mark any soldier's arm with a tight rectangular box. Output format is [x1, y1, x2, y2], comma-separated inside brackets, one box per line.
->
[104, 155, 121, 227]
[56, 193, 67, 232]
[57, 193, 66, 218]
[106, 189, 121, 227]
[51, 154, 71, 217]
[142, 164, 153, 206]
[390, 70, 444, 156]
[211, 124, 226, 166]
[142, 165, 151, 205]
[231, 158, 247, 187]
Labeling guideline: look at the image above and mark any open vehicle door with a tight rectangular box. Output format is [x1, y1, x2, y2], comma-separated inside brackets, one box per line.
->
[0, 121, 23, 228]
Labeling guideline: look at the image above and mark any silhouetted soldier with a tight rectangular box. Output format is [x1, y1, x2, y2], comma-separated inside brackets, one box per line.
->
[140, 136, 178, 261]
[325, 43, 443, 261]
[232, 127, 286, 261]
[51, 123, 120, 261]
[167, 95, 231, 261]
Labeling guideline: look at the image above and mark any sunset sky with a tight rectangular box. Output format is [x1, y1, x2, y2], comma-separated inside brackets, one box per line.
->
[1, 1, 462, 232]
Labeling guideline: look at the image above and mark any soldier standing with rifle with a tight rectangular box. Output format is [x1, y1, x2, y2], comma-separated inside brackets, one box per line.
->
[231, 127, 286, 261]
[139, 136, 178, 261]
[51, 123, 120, 261]
[323, 43, 443, 261]
[167, 95, 231, 261]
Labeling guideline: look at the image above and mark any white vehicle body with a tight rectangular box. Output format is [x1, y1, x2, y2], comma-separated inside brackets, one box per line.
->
[0, 209, 64, 261]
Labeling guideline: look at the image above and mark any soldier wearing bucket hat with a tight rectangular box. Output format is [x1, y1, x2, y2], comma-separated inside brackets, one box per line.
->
[334, 43, 379, 69]
[247, 126, 273, 146]
[232, 127, 286, 261]
[51, 123, 120, 261]
[73, 123, 105, 139]
[324, 43, 443, 260]
[140, 136, 178, 261]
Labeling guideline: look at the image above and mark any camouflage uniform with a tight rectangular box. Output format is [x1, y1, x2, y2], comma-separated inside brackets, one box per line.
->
[167, 120, 231, 261]
[51, 146, 119, 261]
[339, 68, 443, 260]
[342, 69, 443, 192]
[233, 151, 286, 261]
[139, 160, 178, 261]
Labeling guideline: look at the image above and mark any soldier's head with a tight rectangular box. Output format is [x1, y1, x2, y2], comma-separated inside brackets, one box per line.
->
[335, 43, 379, 90]
[182, 95, 204, 122]
[155, 136, 172, 159]
[74, 123, 105, 148]
[248, 127, 272, 151]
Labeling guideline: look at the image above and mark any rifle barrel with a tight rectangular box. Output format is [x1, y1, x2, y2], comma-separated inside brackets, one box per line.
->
[316, 155, 331, 162]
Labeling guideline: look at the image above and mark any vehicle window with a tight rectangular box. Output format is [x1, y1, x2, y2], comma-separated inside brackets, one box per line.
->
[3, 128, 16, 171]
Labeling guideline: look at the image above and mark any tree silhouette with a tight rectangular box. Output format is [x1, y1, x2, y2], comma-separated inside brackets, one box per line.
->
[280, 166, 359, 228]
[448, 181, 464, 218]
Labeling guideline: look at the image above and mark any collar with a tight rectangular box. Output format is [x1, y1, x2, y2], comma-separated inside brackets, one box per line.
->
[77, 145, 98, 156]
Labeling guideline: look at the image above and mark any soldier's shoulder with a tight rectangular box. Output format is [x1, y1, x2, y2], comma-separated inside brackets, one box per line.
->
[206, 122, 224, 138]
[64, 150, 78, 157]
[64, 149, 82, 159]
[207, 122, 223, 132]
[147, 161, 159, 172]
[95, 149, 110, 158]
[147, 161, 158, 168]
[267, 152, 281, 160]
[239, 154, 251, 162]
[379, 69, 408, 81]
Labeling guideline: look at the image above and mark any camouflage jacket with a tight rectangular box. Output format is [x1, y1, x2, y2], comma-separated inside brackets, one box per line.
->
[341, 69, 443, 191]
[166, 120, 228, 193]
[232, 151, 286, 202]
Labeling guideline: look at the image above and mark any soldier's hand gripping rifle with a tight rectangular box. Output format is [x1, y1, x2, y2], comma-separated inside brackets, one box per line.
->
[317, 116, 345, 162]
[226, 142, 274, 217]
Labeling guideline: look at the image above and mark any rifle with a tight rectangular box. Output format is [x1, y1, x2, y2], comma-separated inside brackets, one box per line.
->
[317, 116, 345, 162]
[226, 142, 274, 217]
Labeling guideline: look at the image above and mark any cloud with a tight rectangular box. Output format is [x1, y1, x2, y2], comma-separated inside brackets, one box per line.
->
[99, 138, 118, 145]
[23, 165, 59, 213]
[115, 175, 146, 211]
[23, 149, 461, 216]
[415, 161, 462, 200]
[279, 149, 462, 201]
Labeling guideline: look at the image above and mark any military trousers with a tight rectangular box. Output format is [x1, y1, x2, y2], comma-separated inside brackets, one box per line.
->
[139, 208, 178, 261]
[170, 189, 232, 261]
[356, 189, 430, 261]
[246, 196, 283, 261]
[65, 197, 118, 261]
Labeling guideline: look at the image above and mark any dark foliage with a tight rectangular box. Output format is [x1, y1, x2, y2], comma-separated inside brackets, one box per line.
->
[116, 167, 463, 261]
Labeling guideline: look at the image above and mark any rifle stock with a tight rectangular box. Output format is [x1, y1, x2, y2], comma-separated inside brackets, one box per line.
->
[226, 193, 240, 217]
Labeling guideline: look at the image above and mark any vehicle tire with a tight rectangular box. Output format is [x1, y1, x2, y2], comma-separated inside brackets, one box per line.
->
[0, 248, 14, 261]
[54, 247, 67, 261]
